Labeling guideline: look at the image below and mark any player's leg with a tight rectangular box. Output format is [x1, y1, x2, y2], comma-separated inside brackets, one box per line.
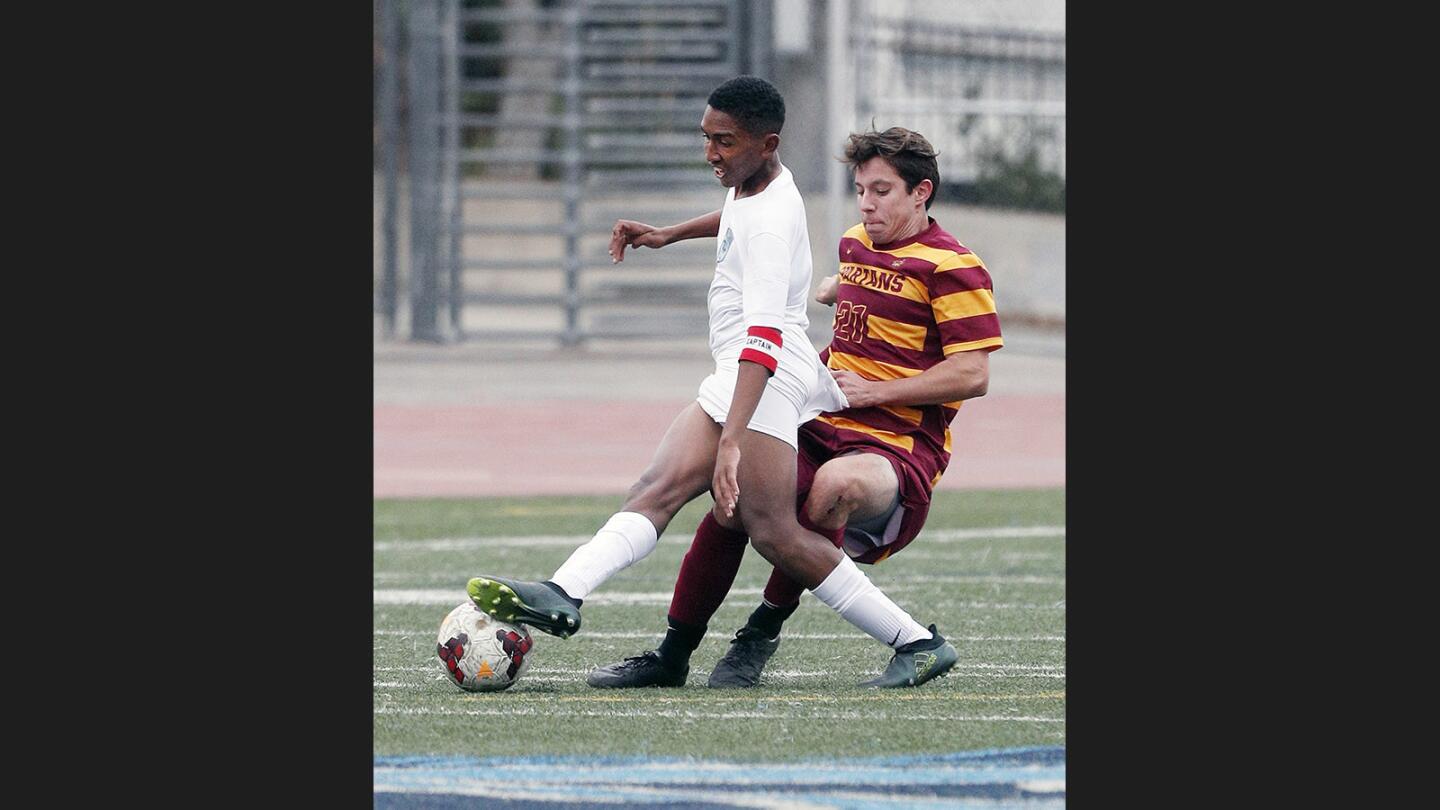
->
[709, 451, 899, 686]
[751, 452, 901, 630]
[803, 451, 901, 531]
[586, 376, 816, 688]
[734, 433, 956, 687]
[469, 403, 720, 638]
[595, 423, 832, 689]
[753, 450, 903, 626]
[660, 512, 751, 663]
[548, 402, 722, 595]
[584, 506, 749, 688]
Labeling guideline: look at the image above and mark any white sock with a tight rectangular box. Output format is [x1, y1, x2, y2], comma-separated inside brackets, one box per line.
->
[809, 555, 932, 648]
[548, 511, 659, 600]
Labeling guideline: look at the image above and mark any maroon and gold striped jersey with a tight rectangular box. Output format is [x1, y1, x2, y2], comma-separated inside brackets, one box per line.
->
[815, 218, 1003, 493]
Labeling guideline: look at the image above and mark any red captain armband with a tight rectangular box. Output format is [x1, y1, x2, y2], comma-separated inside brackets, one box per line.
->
[739, 326, 783, 375]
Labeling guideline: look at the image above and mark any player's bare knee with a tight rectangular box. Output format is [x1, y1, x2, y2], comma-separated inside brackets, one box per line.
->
[801, 494, 846, 531]
[744, 513, 795, 559]
[748, 526, 818, 584]
[807, 469, 863, 527]
[747, 531, 783, 564]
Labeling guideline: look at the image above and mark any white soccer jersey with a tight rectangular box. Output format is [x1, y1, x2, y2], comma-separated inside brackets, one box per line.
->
[696, 164, 846, 448]
[707, 165, 812, 363]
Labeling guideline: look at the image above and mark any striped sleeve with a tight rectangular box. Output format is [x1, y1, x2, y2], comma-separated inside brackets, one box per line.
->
[930, 251, 1003, 355]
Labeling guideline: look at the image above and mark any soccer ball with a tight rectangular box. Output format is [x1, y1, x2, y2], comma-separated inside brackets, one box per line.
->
[435, 601, 534, 692]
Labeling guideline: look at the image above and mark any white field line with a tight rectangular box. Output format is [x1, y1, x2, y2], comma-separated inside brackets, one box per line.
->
[376, 575, 1064, 587]
[380, 687, 1067, 704]
[377, 664, 1063, 677]
[373, 556, 1065, 583]
[922, 526, 1065, 542]
[374, 589, 1062, 608]
[374, 630, 1065, 641]
[374, 588, 754, 606]
[379, 672, 1066, 688]
[377, 668, 1065, 686]
[374, 525, 1065, 553]
[870, 575, 1063, 585]
[917, 550, 1061, 560]
[378, 666, 1065, 688]
[378, 675, 600, 686]
[377, 662, 1065, 674]
[372, 705, 1064, 722]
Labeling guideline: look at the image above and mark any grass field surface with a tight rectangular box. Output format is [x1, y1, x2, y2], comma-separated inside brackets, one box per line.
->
[374, 488, 1065, 806]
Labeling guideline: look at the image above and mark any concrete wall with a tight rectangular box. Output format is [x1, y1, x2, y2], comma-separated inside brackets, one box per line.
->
[768, 0, 1066, 334]
[922, 200, 1065, 326]
[770, 0, 832, 197]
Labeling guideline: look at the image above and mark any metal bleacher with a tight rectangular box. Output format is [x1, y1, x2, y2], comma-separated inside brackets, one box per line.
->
[445, 0, 753, 345]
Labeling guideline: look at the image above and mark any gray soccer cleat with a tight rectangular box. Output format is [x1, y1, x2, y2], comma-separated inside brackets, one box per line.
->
[586, 651, 688, 688]
[707, 626, 780, 688]
[466, 575, 581, 639]
[860, 624, 959, 688]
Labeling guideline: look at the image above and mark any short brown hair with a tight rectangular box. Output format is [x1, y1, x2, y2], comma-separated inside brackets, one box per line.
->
[842, 127, 941, 209]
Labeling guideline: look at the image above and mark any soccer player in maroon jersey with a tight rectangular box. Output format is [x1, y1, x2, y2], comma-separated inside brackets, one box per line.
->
[468, 80, 958, 689]
[595, 127, 1003, 688]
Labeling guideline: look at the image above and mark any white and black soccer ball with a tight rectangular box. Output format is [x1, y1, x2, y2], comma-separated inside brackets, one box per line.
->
[435, 601, 534, 692]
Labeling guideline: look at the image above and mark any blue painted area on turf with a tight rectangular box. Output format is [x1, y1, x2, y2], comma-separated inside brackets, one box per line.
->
[374, 747, 1065, 808]
[374, 789, 743, 801]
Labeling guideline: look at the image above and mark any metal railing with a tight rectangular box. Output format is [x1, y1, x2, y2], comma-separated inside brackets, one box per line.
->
[376, 0, 1063, 345]
[852, 0, 1066, 185]
[377, 0, 752, 345]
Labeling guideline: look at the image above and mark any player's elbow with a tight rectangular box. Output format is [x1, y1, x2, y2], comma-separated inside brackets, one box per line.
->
[950, 370, 988, 400]
[943, 353, 990, 400]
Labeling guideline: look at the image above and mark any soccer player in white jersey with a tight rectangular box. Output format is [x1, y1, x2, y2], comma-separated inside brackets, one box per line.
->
[467, 76, 958, 688]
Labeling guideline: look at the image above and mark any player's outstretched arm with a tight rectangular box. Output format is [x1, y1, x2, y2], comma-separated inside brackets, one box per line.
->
[609, 209, 722, 263]
[832, 349, 990, 408]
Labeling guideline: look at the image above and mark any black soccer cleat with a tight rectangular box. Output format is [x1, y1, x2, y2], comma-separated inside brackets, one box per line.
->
[707, 626, 780, 688]
[586, 651, 688, 688]
[860, 624, 959, 688]
[467, 575, 581, 639]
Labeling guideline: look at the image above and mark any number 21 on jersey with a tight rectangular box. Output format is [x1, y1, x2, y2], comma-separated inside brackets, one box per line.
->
[833, 301, 868, 343]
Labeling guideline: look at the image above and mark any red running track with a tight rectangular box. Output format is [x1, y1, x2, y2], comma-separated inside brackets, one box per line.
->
[374, 394, 1063, 498]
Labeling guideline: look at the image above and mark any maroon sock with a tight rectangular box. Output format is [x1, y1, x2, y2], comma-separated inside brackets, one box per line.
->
[761, 566, 807, 607]
[667, 512, 750, 627]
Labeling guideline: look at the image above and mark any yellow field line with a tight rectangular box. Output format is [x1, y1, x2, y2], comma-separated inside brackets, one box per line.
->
[461, 691, 1065, 704]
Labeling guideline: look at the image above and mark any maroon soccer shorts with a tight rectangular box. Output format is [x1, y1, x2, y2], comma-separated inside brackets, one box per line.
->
[794, 418, 934, 565]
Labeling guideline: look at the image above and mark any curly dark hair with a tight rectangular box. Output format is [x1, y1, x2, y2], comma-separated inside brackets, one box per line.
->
[707, 75, 785, 136]
[842, 127, 941, 209]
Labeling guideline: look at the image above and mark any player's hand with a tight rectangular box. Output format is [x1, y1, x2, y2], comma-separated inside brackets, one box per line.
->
[814, 274, 840, 305]
[608, 220, 667, 263]
[713, 440, 741, 519]
[831, 369, 883, 408]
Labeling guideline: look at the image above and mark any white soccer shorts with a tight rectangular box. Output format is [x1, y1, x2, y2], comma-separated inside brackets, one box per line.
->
[695, 338, 847, 450]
